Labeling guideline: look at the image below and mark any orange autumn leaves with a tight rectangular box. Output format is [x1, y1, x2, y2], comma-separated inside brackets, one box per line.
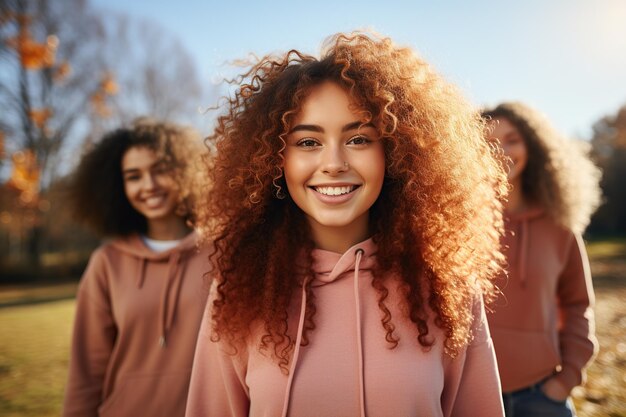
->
[3, 11, 118, 121]
[4, 13, 59, 71]
[90, 72, 119, 118]
[9, 149, 40, 206]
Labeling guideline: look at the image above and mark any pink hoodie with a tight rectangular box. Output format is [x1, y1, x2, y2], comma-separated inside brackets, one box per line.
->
[186, 238, 504, 417]
[63, 232, 210, 417]
[487, 208, 597, 393]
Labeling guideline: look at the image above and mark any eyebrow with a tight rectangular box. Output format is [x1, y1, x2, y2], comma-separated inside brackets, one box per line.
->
[503, 132, 522, 139]
[122, 168, 142, 175]
[289, 121, 375, 134]
[122, 160, 167, 174]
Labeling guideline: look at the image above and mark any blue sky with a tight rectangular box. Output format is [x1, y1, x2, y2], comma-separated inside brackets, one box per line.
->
[92, 0, 626, 138]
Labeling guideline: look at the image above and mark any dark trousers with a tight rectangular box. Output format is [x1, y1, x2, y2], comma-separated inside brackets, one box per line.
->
[502, 381, 576, 417]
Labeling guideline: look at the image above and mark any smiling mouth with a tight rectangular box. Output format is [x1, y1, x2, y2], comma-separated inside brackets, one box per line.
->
[143, 194, 167, 207]
[312, 185, 359, 196]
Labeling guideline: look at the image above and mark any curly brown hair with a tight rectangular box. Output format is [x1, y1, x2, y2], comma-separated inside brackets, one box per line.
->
[66, 118, 205, 237]
[198, 32, 508, 367]
[482, 102, 602, 234]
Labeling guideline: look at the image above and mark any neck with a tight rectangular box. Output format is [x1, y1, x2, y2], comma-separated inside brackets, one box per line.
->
[505, 179, 528, 214]
[308, 214, 370, 254]
[146, 216, 191, 241]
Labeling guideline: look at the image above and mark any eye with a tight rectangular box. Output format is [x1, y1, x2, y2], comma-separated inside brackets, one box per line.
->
[152, 164, 171, 175]
[124, 174, 141, 182]
[347, 135, 372, 146]
[296, 138, 320, 147]
[503, 136, 522, 146]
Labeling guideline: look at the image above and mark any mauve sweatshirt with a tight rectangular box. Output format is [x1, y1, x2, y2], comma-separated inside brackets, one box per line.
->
[63, 232, 210, 417]
[487, 208, 597, 393]
[186, 238, 504, 417]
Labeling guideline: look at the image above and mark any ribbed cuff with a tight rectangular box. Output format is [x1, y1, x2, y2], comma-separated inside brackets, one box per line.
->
[551, 364, 580, 394]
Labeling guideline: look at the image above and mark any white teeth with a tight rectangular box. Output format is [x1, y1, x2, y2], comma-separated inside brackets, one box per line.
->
[145, 195, 165, 206]
[315, 186, 354, 196]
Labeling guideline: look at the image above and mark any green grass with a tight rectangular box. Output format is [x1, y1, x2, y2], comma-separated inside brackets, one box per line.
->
[586, 237, 626, 259]
[0, 282, 77, 307]
[568, 238, 626, 416]
[0, 299, 75, 417]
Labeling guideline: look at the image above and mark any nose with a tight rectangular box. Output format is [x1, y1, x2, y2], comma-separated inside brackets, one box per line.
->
[320, 144, 348, 175]
[142, 173, 159, 190]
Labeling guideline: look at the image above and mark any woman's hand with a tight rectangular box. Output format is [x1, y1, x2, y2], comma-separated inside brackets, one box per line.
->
[541, 378, 570, 402]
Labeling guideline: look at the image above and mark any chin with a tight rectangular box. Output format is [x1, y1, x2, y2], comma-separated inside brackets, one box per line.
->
[145, 210, 176, 221]
[312, 213, 363, 229]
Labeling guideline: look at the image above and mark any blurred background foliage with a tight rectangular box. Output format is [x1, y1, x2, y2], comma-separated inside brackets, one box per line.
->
[0, 0, 207, 282]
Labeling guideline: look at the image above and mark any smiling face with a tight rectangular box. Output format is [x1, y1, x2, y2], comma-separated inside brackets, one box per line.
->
[488, 116, 528, 187]
[121, 146, 181, 224]
[283, 81, 386, 252]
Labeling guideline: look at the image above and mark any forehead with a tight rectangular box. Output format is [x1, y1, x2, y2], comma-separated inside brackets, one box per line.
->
[489, 117, 521, 138]
[291, 81, 368, 126]
[121, 146, 160, 169]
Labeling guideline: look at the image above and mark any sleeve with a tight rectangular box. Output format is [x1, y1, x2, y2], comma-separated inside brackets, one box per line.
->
[62, 249, 117, 417]
[553, 233, 598, 392]
[185, 285, 250, 417]
[443, 295, 505, 417]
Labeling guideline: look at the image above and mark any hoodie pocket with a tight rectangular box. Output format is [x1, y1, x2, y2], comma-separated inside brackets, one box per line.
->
[98, 371, 192, 417]
[491, 327, 560, 387]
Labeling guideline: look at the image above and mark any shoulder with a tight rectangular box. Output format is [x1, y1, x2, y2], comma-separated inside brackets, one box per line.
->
[462, 291, 491, 349]
[99, 233, 139, 252]
[85, 241, 117, 270]
[81, 236, 140, 279]
[87, 240, 124, 268]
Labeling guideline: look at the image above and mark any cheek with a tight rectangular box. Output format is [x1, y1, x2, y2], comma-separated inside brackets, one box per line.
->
[157, 172, 176, 186]
[503, 143, 520, 159]
[123, 181, 136, 200]
[362, 149, 386, 188]
[284, 154, 314, 189]
[161, 179, 180, 197]
[513, 143, 529, 165]
[516, 150, 529, 173]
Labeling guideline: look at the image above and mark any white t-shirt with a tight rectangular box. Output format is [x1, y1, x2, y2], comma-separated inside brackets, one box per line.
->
[141, 235, 182, 253]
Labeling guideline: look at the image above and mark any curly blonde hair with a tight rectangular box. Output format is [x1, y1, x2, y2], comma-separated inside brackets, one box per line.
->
[482, 102, 602, 234]
[197, 32, 507, 366]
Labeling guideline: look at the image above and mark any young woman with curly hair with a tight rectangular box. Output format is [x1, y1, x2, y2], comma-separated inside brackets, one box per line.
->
[63, 119, 211, 417]
[187, 32, 508, 417]
[482, 102, 602, 417]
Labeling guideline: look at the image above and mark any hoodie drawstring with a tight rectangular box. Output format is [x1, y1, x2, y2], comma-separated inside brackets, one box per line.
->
[159, 252, 182, 347]
[281, 277, 309, 417]
[136, 258, 147, 288]
[354, 248, 366, 417]
[280, 248, 367, 417]
[165, 258, 188, 340]
[505, 208, 543, 288]
[116, 232, 198, 348]
[519, 219, 529, 287]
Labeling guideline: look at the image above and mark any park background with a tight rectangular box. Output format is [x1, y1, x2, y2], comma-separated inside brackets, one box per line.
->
[1, 0, 625, 415]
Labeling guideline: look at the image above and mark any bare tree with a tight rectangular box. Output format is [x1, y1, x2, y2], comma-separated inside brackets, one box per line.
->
[589, 105, 626, 235]
[1, 0, 107, 186]
[0, 0, 205, 268]
[84, 14, 204, 135]
[0, 0, 110, 265]
[121, 16, 201, 121]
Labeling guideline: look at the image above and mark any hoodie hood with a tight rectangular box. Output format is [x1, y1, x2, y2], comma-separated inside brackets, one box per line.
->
[281, 238, 376, 417]
[110, 231, 200, 347]
[109, 231, 199, 260]
[504, 206, 545, 287]
[310, 238, 378, 284]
